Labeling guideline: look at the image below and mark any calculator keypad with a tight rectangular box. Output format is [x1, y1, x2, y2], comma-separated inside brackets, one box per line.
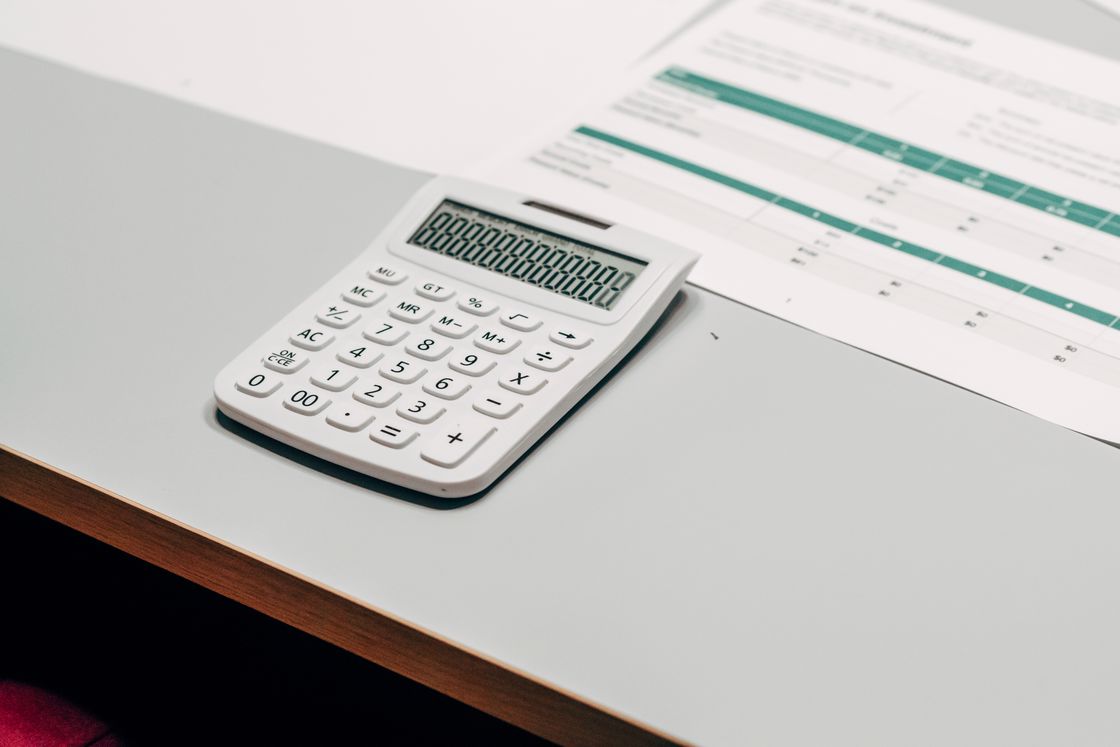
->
[240, 271, 593, 471]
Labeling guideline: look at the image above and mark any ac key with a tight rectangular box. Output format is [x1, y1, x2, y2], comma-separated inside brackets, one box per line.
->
[523, 346, 571, 372]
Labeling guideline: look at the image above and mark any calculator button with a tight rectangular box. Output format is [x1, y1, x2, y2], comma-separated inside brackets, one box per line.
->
[235, 370, 282, 398]
[421, 423, 497, 469]
[524, 347, 572, 372]
[422, 375, 471, 400]
[368, 263, 408, 285]
[405, 336, 452, 361]
[396, 397, 445, 424]
[458, 295, 499, 316]
[336, 341, 383, 369]
[370, 419, 418, 448]
[416, 281, 455, 301]
[388, 299, 434, 323]
[326, 406, 375, 432]
[449, 350, 496, 376]
[363, 319, 409, 345]
[474, 328, 520, 354]
[262, 347, 309, 373]
[498, 368, 547, 395]
[430, 313, 478, 339]
[290, 325, 335, 351]
[283, 387, 331, 415]
[310, 366, 357, 392]
[353, 380, 401, 407]
[500, 310, 542, 332]
[473, 392, 522, 419]
[549, 328, 592, 349]
[380, 358, 427, 384]
[341, 282, 386, 308]
[315, 303, 362, 329]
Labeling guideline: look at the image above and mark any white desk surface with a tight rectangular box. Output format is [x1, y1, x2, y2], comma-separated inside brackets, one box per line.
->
[4, 4, 1120, 744]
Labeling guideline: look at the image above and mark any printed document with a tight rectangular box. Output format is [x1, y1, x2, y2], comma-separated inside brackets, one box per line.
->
[470, 0, 1120, 442]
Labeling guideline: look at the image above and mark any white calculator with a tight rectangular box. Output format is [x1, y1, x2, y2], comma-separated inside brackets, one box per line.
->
[214, 177, 698, 497]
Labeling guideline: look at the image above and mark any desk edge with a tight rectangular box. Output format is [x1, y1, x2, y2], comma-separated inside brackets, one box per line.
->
[0, 445, 680, 746]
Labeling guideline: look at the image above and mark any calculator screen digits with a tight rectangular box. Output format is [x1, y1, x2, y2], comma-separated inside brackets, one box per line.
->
[408, 200, 647, 310]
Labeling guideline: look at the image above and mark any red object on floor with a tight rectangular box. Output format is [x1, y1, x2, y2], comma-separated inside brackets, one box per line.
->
[0, 680, 121, 746]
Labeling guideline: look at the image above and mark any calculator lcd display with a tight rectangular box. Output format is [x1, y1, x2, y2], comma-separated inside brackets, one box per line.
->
[407, 200, 647, 310]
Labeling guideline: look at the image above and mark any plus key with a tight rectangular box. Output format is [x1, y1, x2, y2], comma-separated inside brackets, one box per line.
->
[420, 423, 497, 468]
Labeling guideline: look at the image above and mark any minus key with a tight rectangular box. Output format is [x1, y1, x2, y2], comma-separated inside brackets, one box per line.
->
[472, 392, 522, 419]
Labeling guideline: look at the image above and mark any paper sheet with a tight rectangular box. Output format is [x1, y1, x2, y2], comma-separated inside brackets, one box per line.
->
[469, 0, 1120, 442]
[0, 0, 711, 173]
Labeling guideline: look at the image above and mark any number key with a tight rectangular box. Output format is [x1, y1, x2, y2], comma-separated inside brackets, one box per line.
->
[396, 397, 445, 424]
[236, 370, 282, 398]
[310, 366, 357, 392]
[380, 358, 427, 384]
[362, 319, 408, 345]
[353, 380, 400, 407]
[422, 375, 471, 400]
[449, 350, 496, 376]
[405, 336, 452, 361]
[283, 388, 331, 415]
[336, 341, 382, 369]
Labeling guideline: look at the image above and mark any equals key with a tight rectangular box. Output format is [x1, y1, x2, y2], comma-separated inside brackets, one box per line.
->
[369, 419, 417, 448]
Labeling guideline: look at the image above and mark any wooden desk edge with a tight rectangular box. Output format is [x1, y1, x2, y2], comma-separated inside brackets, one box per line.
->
[0, 445, 680, 746]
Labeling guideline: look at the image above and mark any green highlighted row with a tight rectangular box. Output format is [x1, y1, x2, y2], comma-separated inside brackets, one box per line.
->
[574, 125, 1120, 330]
[655, 68, 1119, 236]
